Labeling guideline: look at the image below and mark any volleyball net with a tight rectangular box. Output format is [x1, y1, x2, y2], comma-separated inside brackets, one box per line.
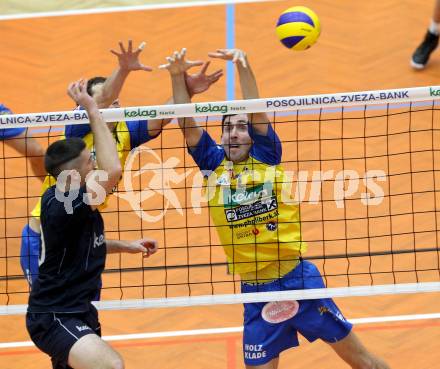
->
[0, 86, 439, 314]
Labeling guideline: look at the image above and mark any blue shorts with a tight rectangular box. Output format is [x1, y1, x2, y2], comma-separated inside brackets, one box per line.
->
[20, 224, 41, 286]
[241, 260, 352, 366]
[26, 305, 101, 369]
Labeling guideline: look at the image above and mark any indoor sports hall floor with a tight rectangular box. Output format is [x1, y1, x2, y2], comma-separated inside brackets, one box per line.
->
[1, 1, 440, 368]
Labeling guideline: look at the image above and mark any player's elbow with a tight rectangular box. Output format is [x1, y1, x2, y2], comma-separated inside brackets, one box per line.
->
[108, 163, 122, 182]
[107, 164, 122, 187]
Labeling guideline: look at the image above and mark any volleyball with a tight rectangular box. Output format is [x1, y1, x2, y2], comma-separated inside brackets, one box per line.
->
[276, 6, 321, 51]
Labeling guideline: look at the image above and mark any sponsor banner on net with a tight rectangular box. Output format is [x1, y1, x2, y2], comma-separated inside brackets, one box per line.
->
[265, 90, 414, 109]
[122, 106, 178, 120]
[193, 102, 251, 116]
[429, 86, 440, 96]
[0, 110, 91, 128]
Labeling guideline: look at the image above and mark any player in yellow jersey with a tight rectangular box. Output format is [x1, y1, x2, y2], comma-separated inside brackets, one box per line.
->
[21, 41, 223, 286]
[162, 48, 390, 369]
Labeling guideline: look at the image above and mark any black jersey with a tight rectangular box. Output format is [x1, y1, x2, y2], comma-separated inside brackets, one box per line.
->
[28, 185, 106, 313]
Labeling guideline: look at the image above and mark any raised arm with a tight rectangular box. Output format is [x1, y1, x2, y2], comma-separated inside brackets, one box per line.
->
[159, 48, 205, 148]
[147, 60, 223, 138]
[208, 48, 270, 135]
[94, 40, 152, 108]
[67, 80, 122, 200]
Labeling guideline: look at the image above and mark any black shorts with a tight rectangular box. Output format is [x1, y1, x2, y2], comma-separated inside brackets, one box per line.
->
[26, 306, 101, 369]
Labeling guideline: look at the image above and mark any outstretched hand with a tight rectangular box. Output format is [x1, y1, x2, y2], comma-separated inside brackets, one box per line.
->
[67, 79, 96, 110]
[159, 48, 204, 75]
[110, 40, 153, 72]
[208, 48, 247, 68]
[185, 61, 223, 96]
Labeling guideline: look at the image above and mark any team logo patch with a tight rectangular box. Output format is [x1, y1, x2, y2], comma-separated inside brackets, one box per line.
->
[76, 325, 91, 332]
[266, 221, 277, 231]
[261, 301, 299, 323]
[225, 209, 237, 221]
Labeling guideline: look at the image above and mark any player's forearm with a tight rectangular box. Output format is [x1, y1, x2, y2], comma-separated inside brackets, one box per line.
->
[88, 107, 122, 186]
[171, 73, 191, 104]
[171, 73, 203, 147]
[95, 67, 129, 108]
[147, 97, 174, 137]
[236, 60, 269, 134]
[237, 61, 260, 100]
[105, 239, 127, 253]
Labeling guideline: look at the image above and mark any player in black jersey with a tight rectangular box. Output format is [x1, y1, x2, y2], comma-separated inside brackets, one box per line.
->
[26, 79, 158, 369]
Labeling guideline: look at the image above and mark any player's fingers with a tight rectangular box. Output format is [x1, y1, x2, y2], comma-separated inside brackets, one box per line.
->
[118, 41, 126, 54]
[127, 39, 133, 53]
[67, 83, 75, 96]
[71, 81, 81, 94]
[110, 49, 121, 57]
[140, 64, 153, 72]
[208, 52, 223, 59]
[180, 47, 187, 57]
[158, 63, 170, 69]
[200, 61, 210, 74]
[209, 73, 223, 83]
[137, 244, 148, 253]
[188, 59, 204, 66]
[141, 239, 158, 249]
[211, 69, 223, 77]
[77, 81, 85, 93]
[239, 53, 247, 68]
[141, 240, 158, 257]
[138, 41, 146, 51]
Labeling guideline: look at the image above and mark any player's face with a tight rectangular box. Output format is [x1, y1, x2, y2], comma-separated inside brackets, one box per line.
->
[76, 148, 96, 184]
[221, 114, 252, 163]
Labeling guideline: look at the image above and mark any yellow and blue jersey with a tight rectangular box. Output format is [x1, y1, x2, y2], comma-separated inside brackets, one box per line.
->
[31, 119, 153, 217]
[189, 124, 307, 280]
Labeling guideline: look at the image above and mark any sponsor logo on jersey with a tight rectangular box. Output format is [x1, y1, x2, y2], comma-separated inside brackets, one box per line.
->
[93, 233, 105, 248]
[223, 184, 278, 222]
[266, 221, 277, 231]
[261, 301, 299, 324]
[244, 344, 267, 360]
[76, 325, 91, 332]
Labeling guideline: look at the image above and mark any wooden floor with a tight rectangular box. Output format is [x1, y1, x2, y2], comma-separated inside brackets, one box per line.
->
[1, 1, 440, 368]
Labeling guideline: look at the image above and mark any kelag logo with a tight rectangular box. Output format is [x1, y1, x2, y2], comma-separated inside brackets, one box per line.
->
[223, 183, 272, 207]
[195, 103, 228, 114]
[124, 108, 157, 119]
[430, 87, 440, 96]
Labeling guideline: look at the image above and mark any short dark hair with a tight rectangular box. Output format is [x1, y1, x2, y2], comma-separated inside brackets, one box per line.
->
[87, 76, 107, 97]
[45, 138, 86, 177]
